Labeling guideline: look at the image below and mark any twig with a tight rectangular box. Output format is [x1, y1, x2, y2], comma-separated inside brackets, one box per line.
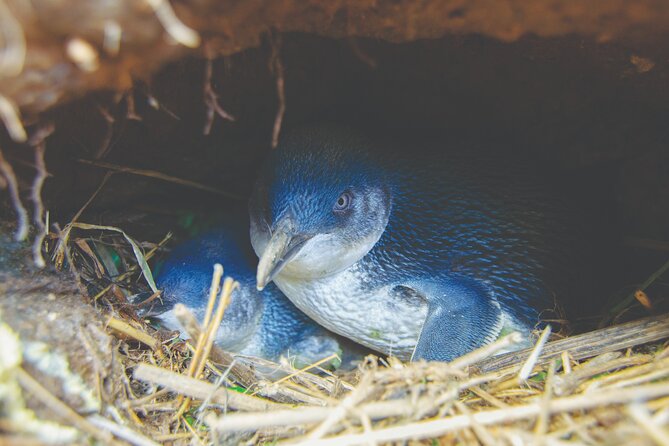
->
[0, 0, 26, 76]
[603, 362, 669, 390]
[53, 171, 112, 269]
[603, 258, 669, 326]
[106, 316, 159, 350]
[205, 398, 413, 433]
[556, 354, 651, 397]
[448, 332, 523, 370]
[518, 325, 552, 381]
[177, 275, 236, 418]
[29, 124, 54, 268]
[270, 353, 342, 388]
[197, 359, 237, 421]
[477, 314, 669, 373]
[16, 367, 118, 445]
[197, 278, 237, 379]
[534, 360, 557, 435]
[628, 403, 669, 446]
[144, 0, 200, 48]
[0, 144, 28, 240]
[88, 414, 160, 446]
[624, 236, 669, 252]
[133, 363, 283, 412]
[300, 383, 669, 446]
[453, 401, 497, 446]
[103, 20, 122, 56]
[131, 290, 163, 310]
[347, 37, 377, 68]
[65, 38, 99, 72]
[269, 32, 285, 149]
[0, 94, 26, 142]
[93, 105, 116, 158]
[176, 264, 223, 413]
[203, 58, 235, 135]
[173, 303, 258, 389]
[307, 374, 375, 440]
[206, 373, 500, 433]
[125, 90, 142, 121]
[76, 158, 243, 200]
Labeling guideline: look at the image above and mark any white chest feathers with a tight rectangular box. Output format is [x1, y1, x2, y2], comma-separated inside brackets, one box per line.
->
[274, 265, 428, 359]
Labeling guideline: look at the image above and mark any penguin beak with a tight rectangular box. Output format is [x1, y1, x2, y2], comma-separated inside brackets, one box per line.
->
[256, 216, 312, 291]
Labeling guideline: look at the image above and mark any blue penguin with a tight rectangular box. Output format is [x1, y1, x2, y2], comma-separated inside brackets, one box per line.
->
[149, 210, 346, 366]
[249, 126, 575, 362]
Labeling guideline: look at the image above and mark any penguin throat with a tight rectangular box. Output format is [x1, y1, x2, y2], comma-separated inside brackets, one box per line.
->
[279, 230, 383, 280]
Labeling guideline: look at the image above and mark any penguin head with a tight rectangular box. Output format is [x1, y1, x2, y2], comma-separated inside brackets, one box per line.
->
[250, 126, 392, 289]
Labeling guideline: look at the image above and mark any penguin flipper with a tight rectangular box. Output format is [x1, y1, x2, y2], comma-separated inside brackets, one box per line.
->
[407, 278, 503, 362]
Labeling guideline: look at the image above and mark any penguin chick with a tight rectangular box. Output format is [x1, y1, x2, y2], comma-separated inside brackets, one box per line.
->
[151, 213, 346, 367]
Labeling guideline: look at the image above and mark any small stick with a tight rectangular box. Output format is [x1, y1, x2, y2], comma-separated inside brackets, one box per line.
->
[627, 403, 669, 446]
[76, 158, 242, 200]
[271, 353, 341, 388]
[177, 274, 235, 418]
[16, 367, 118, 445]
[29, 125, 54, 267]
[53, 171, 112, 269]
[173, 304, 258, 388]
[299, 383, 669, 446]
[207, 373, 502, 433]
[133, 363, 283, 412]
[126, 388, 171, 407]
[518, 325, 552, 381]
[181, 415, 206, 446]
[103, 20, 122, 56]
[477, 314, 669, 373]
[87, 415, 160, 446]
[196, 278, 237, 379]
[449, 332, 523, 370]
[453, 401, 497, 446]
[603, 258, 669, 326]
[534, 360, 557, 435]
[468, 386, 508, 409]
[0, 94, 27, 141]
[623, 237, 669, 252]
[203, 58, 235, 135]
[106, 316, 159, 351]
[93, 105, 115, 158]
[0, 0, 26, 76]
[144, 0, 200, 48]
[132, 290, 163, 310]
[561, 351, 572, 374]
[0, 144, 28, 241]
[307, 374, 375, 440]
[589, 358, 669, 391]
[205, 398, 413, 433]
[269, 32, 285, 149]
[552, 354, 649, 397]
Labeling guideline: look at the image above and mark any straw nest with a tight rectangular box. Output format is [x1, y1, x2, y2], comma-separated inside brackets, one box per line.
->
[1, 222, 668, 446]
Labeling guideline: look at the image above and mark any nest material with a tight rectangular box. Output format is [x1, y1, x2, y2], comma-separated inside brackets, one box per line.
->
[2, 223, 668, 445]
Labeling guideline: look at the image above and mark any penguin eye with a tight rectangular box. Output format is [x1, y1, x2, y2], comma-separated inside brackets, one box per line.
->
[333, 191, 353, 212]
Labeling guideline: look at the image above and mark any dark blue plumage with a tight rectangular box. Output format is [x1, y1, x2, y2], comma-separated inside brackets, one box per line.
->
[250, 125, 575, 362]
[150, 210, 345, 365]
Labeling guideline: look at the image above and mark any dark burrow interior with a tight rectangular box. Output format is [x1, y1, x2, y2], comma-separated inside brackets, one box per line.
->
[2, 32, 668, 333]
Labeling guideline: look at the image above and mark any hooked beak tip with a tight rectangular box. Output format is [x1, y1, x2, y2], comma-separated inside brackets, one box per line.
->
[255, 223, 293, 291]
[255, 217, 311, 291]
